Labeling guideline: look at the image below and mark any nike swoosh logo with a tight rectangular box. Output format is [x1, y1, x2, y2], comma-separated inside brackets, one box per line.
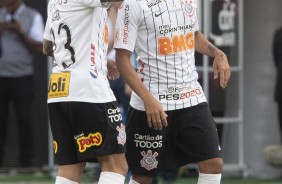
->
[155, 11, 165, 17]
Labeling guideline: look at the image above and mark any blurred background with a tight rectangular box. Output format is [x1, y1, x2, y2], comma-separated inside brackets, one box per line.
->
[0, 0, 282, 183]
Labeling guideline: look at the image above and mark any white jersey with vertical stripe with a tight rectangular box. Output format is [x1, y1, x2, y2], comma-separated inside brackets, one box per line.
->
[44, 0, 116, 103]
[114, 0, 207, 111]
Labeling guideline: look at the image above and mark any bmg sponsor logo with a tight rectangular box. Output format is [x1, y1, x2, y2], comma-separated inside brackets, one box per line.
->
[134, 134, 163, 148]
[158, 32, 194, 55]
[108, 107, 123, 123]
[76, 132, 102, 153]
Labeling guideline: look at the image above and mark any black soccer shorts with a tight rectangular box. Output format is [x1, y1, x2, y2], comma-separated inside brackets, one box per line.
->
[125, 102, 221, 177]
[48, 101, 126, 165]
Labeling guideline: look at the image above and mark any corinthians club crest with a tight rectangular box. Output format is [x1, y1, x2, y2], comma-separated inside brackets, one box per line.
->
[140, 150, 159, 171]
[180, 0, 197, 18]
[116, 123, 126, 146]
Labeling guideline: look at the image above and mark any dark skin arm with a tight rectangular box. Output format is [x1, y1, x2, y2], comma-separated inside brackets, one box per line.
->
[43, 39, 54, 57]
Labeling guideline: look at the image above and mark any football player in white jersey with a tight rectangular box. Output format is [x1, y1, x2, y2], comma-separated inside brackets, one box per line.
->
[114, 0, 231, 184]
[43, 1, 128, 184]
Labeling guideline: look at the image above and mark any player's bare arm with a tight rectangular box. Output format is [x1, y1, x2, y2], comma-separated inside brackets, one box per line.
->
[115, 49, 168, 130]
[107, 58, 120, 80]
[195, 31, 231, 89]
[43, 39, 54, 57]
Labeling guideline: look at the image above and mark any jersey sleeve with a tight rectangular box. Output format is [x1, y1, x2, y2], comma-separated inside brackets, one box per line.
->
[43, 2, 53, 41]
[114, 0, 141, 52]
[43, 15, 52, 41]
[78, 0, 110, 8]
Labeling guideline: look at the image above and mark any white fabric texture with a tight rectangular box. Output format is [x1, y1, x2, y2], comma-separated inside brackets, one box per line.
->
[55, 176, 79, 184]
[114, 0, 206, 111]
[98, 171, 125, 184]
[44, 0, 116, 104]
[197, 173, 222, 184]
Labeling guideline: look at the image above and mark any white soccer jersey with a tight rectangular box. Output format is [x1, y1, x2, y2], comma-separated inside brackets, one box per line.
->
[114, 0, 207, 111]
[44, 0, 116, 103]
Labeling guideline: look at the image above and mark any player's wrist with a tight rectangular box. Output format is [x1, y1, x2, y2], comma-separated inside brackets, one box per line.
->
[214, 50, 225, 59]
[140, 91, 153, 101]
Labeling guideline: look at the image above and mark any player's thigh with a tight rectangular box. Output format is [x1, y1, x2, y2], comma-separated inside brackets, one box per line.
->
[57, 162, 86, 182]
[97, 153, 128, 175]
[126, 107, 164, 177]
[69, 102, 126, 162]
[197, 157, 223, 173]
[175, 103, 222, 166]
[48, 102, 79, 165]
[49, 102, 126, 165]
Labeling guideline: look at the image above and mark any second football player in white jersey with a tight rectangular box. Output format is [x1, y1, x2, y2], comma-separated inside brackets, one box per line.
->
[43, 1, 128, 184]
[114, 0, 231, 184]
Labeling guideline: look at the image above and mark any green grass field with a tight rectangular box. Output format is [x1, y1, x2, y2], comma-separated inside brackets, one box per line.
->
[0, 173, 281, 184]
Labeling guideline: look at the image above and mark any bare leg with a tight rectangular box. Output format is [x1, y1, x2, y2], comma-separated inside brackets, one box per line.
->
[57, 162, 86, 183]
[197, 158, 223, 184]
[97, 153, 128, 184]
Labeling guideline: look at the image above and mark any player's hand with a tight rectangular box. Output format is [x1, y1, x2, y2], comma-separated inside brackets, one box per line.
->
[213, 52, 231, 89]
[143, 93, 168, 130]
[107, 59, 120, 80]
